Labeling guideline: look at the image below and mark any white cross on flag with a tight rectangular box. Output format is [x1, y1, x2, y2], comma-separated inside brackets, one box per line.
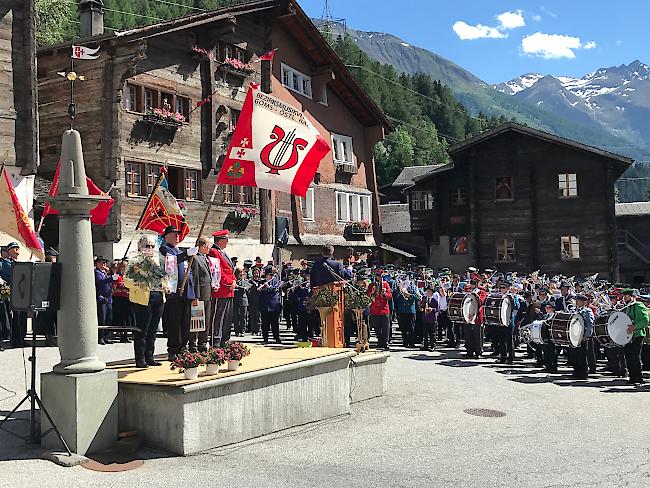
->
[217, 84, 330, 197]
[71, 44, 100, 60]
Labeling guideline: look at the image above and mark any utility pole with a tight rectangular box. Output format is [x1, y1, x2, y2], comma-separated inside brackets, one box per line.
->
[258, 32, 274, 245]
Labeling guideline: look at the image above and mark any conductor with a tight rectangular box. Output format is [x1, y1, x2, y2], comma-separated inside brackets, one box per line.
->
[310, 245, 351, 286]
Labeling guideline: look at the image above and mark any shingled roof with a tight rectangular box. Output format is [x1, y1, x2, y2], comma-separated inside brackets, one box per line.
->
[616, 202, 650, 217]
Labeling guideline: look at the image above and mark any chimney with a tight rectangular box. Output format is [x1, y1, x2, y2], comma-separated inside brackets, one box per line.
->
[79, 0, 104, 38]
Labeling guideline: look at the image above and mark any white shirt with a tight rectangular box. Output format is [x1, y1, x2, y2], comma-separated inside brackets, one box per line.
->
[433, 291, 448, 311]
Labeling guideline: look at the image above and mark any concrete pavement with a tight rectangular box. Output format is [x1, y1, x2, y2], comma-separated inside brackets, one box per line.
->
[0, 333, 648, 488]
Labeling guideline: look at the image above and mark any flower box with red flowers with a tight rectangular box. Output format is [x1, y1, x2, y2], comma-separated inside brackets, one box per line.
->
[232, 206, 260, 220]
[217, 57, 255, 77]
[143, 108, 186, 129]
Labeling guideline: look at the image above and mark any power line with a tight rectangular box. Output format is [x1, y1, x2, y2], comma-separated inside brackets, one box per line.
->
[148, 0, 206, 12]
[385, 115, 460, 143]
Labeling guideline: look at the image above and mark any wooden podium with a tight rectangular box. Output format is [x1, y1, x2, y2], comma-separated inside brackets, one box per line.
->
[315, 282, 345, 348]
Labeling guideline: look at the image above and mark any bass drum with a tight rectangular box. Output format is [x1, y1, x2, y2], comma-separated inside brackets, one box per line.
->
[483, 293, 514, 326]
[447, 292, 467, 323]
[462, 292, 481, 324]
[594, 311, 633, 347]
[548, 312, 585, 348]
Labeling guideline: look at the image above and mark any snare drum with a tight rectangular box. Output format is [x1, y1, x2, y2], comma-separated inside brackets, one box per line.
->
[483, 293, 514, 326]
[528, 320, 549, 345]
[594, 311, 633, 347]
[547, 312, 585, 348]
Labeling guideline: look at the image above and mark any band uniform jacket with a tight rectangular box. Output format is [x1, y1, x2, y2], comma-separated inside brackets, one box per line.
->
[554, 294, 576, 312]
[191, 254, 212, 302]
[159, 242, 195, 299]
[209, 245, 235, 299]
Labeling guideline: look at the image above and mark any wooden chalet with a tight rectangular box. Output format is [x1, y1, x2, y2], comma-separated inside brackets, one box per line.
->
[405, 123, 633, 280]
[36, 0, 389, 262]
[0, 0, 39, 240]
[615, 202, 650, 285]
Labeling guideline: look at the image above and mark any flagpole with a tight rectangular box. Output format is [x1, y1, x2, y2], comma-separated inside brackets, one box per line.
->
[178, 175, 221, 295]
[122, 168, 166, 259]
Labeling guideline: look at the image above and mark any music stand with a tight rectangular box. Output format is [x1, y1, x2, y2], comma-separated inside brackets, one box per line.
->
[0, 327, 72, 455]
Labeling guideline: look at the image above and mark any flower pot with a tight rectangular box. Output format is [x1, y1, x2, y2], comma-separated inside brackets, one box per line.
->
[184, 367, 199, 380]
[206, 363, 220, 375]
[311, 338, 322, 348]
[227, 359, 240, 371]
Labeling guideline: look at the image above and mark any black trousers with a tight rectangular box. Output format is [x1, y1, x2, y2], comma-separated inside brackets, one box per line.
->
[189, 299, 212, 352]
[397, 313, 415, 346]
[586, 337, 597, 373]
[261, 310, 281, 343]
[543, 342, 558, 372]
[214, 297, 233, 347]
[0, 300, 10, 344]
[163, 295, 191, 359]
[624, 337, 644, 383]
[249, 306, 261, 334]
[498, 326, 514, 361]
[568, 342, 588, 378]
[642, 344, 650, 371]
[97, 300, 112, 342]
[422, 320, 436, 350]
[133, 292, 164, 363]
[233, 305, 248, 335]
[296, 310, 309, 342]
[370, 314, 390, 348]
[10, 310, 27, 347]
[463, 324, 483, 356]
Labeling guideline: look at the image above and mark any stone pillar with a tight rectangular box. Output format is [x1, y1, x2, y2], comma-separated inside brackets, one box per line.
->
[41, 130, 117, 455]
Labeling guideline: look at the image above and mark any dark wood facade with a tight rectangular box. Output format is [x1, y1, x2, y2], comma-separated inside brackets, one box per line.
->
[615, 203, 650, 285]
[407, 124, 632, 280]
[36, 0, 388, 261]
[0, 0, 38, 174]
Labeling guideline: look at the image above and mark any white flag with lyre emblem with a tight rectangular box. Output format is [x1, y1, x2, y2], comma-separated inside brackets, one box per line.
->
[71, 44, 100, 60]
[217, 84, 330, 197]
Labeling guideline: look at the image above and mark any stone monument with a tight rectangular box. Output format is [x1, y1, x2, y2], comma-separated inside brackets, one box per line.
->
[40, 130, 118, 455]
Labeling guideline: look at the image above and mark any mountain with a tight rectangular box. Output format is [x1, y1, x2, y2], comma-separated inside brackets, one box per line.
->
[495, 61, 650, 147]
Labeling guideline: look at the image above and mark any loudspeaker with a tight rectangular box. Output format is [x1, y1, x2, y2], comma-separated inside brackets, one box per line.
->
[275, 216, 289, 248]
[10, 262, 62, 312]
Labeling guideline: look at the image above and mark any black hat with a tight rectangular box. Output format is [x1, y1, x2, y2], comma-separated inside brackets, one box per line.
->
[243, 259, 253, 267]
[575, 294, 589, 302]
[94, 256, 109, 263]
[5, 241, 19, 250]
[560, 281, 571, 289]
[161, 225, 182, 236]
[232, 256, 238, 262]
[45, 247, 59, 257]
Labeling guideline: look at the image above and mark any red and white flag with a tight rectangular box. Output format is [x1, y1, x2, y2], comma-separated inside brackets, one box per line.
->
[71, 44, 100, 60]
[42, 160, 114, 225]
[217, 84, 330, 197]
[138, 167, 190, 240]
[0, 168, 44, 260]
[257, 49, 276, 62]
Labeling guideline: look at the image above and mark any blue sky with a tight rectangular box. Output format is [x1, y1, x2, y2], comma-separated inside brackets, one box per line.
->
[298, 0, 650, 83]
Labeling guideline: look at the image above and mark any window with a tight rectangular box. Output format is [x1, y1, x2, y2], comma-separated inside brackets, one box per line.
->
[281, 63, 313, 99]
[176, 96, 190, 121]
[300, 188, 314, 221]
[319, 86, 328, 105]
[496, 239, 516, 263]
[495, 176, 513, 201]
[451, 236, 469, 255]
[124, 84, 137, 111]
[223, 44, 233, 60]
[147, 165, 161, 195]
[336, 191, 372, 223]
[144, 88, 156, 112]
[126, 162, 143, 196]
[185, 170, 199, 200]
[410, 191, 434, 211]
[558, 173, 578, 198]
[224, 185, 258, 205]
[451, 187, 467, 205]
[160, 92, 173, 111]
[235, 48, 245, 63]
[230, 109, 240, 130]
[332, 133, 354, 164]
[561, 235, 580, 260]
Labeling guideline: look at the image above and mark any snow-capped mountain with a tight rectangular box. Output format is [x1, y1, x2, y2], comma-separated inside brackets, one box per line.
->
[495, 61, 650, 146]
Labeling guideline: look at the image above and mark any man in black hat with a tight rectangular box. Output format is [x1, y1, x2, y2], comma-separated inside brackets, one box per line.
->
[159, 225, 199, 361]
[95, 256, 116, 345]
[569, 294, 594, 380]
[554, 282, 576, 312]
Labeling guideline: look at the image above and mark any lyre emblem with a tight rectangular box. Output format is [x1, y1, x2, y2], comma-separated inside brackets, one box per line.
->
[260, 125, 307, 175]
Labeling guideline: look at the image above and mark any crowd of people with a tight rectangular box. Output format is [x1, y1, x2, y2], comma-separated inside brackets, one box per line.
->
[2, 230, 649, 387]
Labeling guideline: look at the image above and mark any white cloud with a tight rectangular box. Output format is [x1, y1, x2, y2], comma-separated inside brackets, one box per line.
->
[584, 41, 597, 50]
[532, 14, 542, 22]
[521, 32, 582, 59]
[453, 21, 505, 40]
[453, 10, 525, 41]
[497, 10, 526, 29]
[540, 6, 558, 18]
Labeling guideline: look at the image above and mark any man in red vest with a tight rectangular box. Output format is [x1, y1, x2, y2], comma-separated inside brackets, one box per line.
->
[209, 230, 236, 347]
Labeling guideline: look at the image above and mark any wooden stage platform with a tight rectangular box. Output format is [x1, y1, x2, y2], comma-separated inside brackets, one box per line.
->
[111, 345, 389, 455]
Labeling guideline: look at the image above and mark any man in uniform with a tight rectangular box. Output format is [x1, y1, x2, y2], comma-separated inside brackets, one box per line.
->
[189, 236, 213, 353]
[569, 294, 594, 380]
[367, 269, 392, 350]
[310, 245, 350, 286]
[622, 288, 649, 385]
[210, 230, 235, 347]
[159, 225, 198, 361]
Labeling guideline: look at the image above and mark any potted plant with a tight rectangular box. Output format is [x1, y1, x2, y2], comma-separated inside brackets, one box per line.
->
[344, 287, 373, 352]
[143, 107, 186, 128]
[204, 347, 226, 375]
[349, 220, 372, 235]
[221, 57, 254, 75]
[224, 341, 250, 371]
[170, 351, 205, 380]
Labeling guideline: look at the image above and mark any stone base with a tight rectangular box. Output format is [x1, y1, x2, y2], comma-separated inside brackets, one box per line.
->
[118, 350, 385, 455]
[41, 370, 118, 455]
[349, 351, 389, 403]
[42, 451, 89, 467]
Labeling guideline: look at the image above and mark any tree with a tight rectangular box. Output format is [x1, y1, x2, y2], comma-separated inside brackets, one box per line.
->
[35, 0, 77, 46]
